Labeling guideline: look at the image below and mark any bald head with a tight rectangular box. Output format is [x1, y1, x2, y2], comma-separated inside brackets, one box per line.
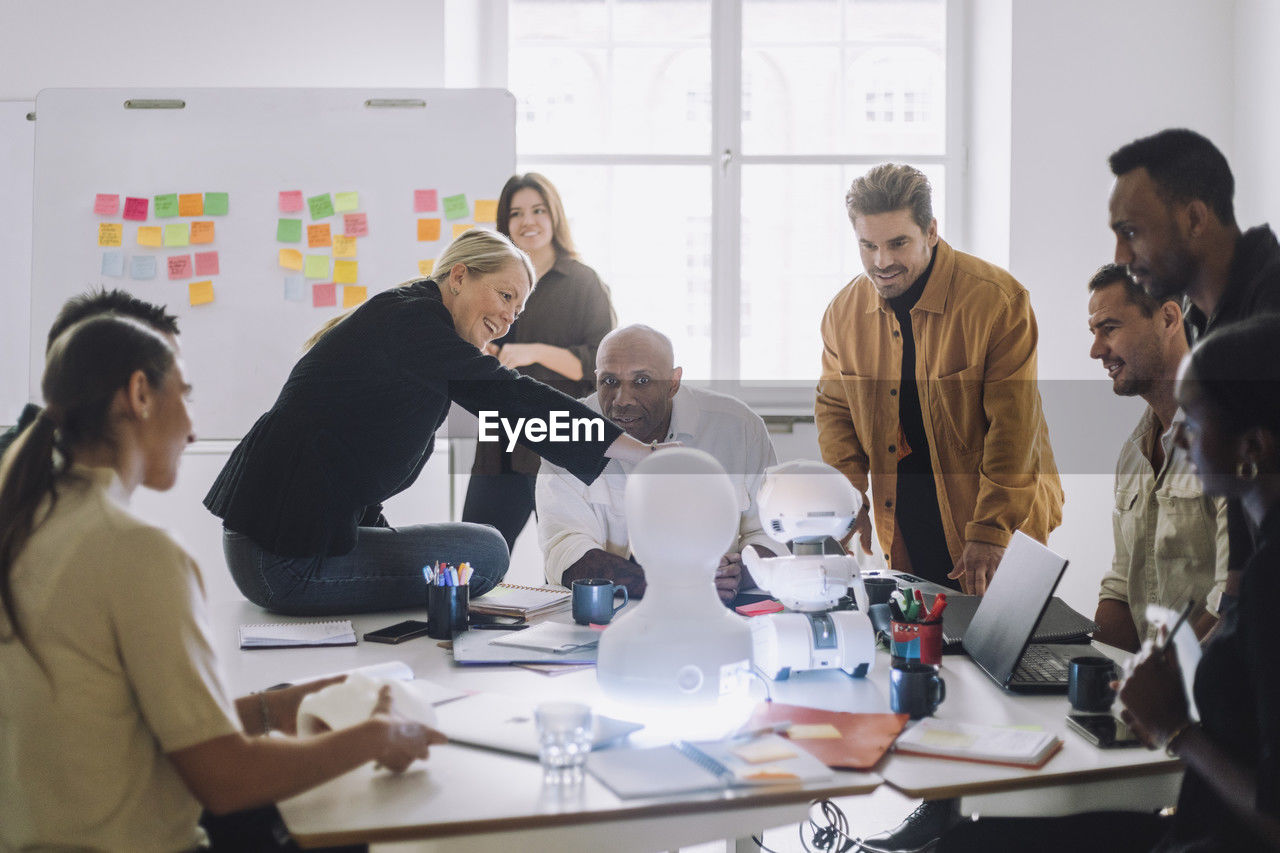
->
[596, 324, 682, 443]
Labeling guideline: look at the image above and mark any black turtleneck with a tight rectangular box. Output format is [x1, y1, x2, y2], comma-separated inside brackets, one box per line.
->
[886, 250, 955, 587]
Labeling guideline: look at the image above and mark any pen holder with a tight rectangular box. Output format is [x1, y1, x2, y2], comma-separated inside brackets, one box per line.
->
[890, 619, 942, 666]
[427, 584, 470, 639]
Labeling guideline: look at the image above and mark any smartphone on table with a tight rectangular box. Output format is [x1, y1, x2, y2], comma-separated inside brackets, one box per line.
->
[363, 619, 431, 644]
[1066, 713, 1142, 748]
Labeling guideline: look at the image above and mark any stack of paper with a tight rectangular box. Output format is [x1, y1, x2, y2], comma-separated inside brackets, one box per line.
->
[894, 718, 1062, 769]
[469, 582, 571, 618]
[238, 620, 357, 650]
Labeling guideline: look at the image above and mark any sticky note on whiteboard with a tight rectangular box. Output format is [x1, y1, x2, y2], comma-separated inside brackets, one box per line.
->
[279, 248, 304, 270]
[452, 223, 473, 239]
[304, 255, 330, 279]
[414, 189, 438, 212]
[137, 226, 162, 247]
[474, 200, 499, 223]
[131, 255, 157, 280]
[163, 223, 190, 247]
[154, 194, 179, 218]
[342, 285, 367, 308]
[284, 275, 306, 302]
[277, 218, 303, 243]
[417, 218, 441, 242]
[101, 251, 124, 277]
[203, 192, 229, 216]
[442, 194, 469, 220]
[332, 234, 357, 257]
[98, 223, 122, 247]
[418, 259, 435, 276]
[333, 259, 358, 284]
[343, 213, 368, 237]
[307, 223, 332, 248]
[279, 190, 304, 213]
[313, 282, 337, 307]
[94, 194, 119, 216]
[190, 221, 215, 244]
[188, 280, 215, 306]
[334, 191, 359, 212]
[178, 193, 203, 216]
[308, 193, 335, 220]
[123, 197, 149, 221]
[168, 254, 193, 280]
[194, 250, 220, 276]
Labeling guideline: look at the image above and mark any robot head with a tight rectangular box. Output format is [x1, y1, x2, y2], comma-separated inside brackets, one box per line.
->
[756, 460, 862, 548]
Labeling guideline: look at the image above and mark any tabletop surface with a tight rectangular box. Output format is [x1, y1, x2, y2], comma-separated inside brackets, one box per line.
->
[213, 597, 1178, 847]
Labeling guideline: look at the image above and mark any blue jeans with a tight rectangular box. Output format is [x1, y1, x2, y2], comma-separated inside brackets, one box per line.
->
[223, 524, 509, 616]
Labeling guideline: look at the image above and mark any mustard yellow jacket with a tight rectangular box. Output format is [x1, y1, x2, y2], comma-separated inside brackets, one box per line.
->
[816, 239, 1063, 563]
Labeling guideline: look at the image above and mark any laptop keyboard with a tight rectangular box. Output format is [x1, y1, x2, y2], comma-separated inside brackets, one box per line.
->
[1012, 645, 1069, 683]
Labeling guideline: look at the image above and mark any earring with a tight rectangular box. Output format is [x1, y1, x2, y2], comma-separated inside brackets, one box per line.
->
[451, 287, 460, 295]
[1236, 460, 1259, 481]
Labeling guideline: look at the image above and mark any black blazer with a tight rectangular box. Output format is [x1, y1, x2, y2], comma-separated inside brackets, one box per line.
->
[204, 279, 622, 557]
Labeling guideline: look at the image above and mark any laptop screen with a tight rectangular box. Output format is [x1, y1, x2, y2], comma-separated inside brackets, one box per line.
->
[961, 532, 1070, 685]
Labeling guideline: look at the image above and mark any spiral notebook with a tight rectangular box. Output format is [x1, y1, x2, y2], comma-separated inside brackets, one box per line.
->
[468, 582, 571, 618]
[238, 620, 357, 650]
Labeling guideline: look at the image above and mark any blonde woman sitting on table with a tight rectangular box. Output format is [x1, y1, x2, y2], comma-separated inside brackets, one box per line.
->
[0, 315, 445, 853]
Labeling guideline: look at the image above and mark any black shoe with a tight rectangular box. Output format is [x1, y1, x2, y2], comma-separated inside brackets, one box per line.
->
[860, 798, 962, 853]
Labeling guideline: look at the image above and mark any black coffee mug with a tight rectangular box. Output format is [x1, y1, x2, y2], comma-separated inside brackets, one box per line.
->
[426, 584, 470, 639]
[1068, 656, 1117, 712]
[890, 662, 946, 719]
[571, 578, 628, 625]
[864, 577, 899, 607]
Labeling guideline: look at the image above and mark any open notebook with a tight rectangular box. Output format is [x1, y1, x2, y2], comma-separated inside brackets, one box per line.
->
[587, 734, 833, 799]
[238, 620, 356, 650]
[468, 583, 571, 618]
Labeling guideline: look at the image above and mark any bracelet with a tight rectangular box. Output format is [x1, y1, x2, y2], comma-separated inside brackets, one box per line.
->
[1163, 720, 1196, 758]
[257, 691, 273, 735]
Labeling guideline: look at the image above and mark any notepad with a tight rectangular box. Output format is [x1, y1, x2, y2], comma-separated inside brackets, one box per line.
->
[893, 718, 1063, 769]
[238, 620, 357, 650]
[587, 734, 833, 799]
[487, 621, 599, 654]
[469, 582, 571, 618]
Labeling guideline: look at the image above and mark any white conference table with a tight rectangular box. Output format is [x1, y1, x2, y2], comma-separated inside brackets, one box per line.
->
[214, 600, 1182, 850]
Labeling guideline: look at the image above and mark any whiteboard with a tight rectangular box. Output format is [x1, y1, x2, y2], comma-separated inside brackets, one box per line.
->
[31, 88, 514, 438]
[1, 101, 34, 424]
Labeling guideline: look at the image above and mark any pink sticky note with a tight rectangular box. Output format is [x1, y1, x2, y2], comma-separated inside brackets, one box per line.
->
[414, 189, 438, 212]
[194, 250, 220, 276]
[279, 190, 304, 213]
[94, 193, 119, 215]
[168, 254, 193, 280]
[312, 282, 337, 307]
[343, 212, 368, 237]
[123, 196, 149, 221]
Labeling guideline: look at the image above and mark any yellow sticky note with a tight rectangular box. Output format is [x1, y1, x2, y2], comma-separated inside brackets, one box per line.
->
[279, 248, 304, 270]
[163, 223, 190, 247]
[417, 259, 435, 276]
[137, 226, 162, 247]
[342, 285, 367, 308]
[98, 223, 122, 247]
[334, 191, 359, 212]
[474, 199, 499, 223]
[188, 280, 215, 306]
[417, 218, 441, 241]
[452, 223, 473, 239]
[786, 724, 843, 740]
[304, 254, 330, 279]
[333, 259, 358, 284]
[332, 234, 357, 257]
[190, 221, 215, 244]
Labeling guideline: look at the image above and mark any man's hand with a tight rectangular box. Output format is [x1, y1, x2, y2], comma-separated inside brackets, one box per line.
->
[715, 553, 744, 605]
[1118, 640, 1190, 749]
[562, 549, 647, 598]
[947, 541, 1005, 595]
[844, 505, 873, 555]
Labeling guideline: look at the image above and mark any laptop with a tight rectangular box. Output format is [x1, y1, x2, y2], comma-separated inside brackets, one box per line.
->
[961, 532, 1096, 693]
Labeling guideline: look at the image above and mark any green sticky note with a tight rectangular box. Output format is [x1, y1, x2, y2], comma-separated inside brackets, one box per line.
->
[163, 223, 190, 247]
[204, 192, 229, 216]
[154, 193, 179, 218]
[442, 193, 469, 221]
[304, 254, 330, 279]
[333, 191, 359, 212]
[277, 218, 303, 242]
[308, 193, 335, 219]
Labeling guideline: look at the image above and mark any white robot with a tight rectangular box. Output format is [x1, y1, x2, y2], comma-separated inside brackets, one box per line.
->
[741, 460, 877, 680]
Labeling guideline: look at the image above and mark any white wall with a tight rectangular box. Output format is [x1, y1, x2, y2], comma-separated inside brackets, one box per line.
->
[1235, 0, 1280, 229]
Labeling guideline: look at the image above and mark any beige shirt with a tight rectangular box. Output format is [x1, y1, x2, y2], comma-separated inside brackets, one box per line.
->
[0, 466, 239, 853]
[537, 384, 780, 586]
[1100, 408, 1228, 642]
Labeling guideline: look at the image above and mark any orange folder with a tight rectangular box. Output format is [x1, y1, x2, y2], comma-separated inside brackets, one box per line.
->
[745, 701, 908, 771]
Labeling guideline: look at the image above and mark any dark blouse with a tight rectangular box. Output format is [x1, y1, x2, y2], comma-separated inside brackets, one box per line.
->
[471, 254, 616, 477]
[1157, 506, 1280, 851]
[204, 279, 622, 557]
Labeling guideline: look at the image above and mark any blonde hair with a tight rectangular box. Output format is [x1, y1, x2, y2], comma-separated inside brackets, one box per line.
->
[303, 229, 535, 350]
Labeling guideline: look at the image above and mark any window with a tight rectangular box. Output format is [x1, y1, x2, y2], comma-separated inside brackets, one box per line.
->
[508, 0, 959, 401]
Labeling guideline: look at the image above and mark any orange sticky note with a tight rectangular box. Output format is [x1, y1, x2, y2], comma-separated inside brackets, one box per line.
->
[178, 193, 204, 216]
[332, 234, 357, 257]
[474, 200, 499, 223]
[190, 221, 215, 244]
[342, 285, 368, 308]
[137, 226, 162, 247]
[417, 259, 435, 276]
[98, 223, 122, 247]
[307, 223, 332, 248]
[452, 223, 473, 239]
[333, 259, 358, 284]
[188, 280, 215, 306]
[279, 248, 304, 270]
[417, 218, 441, 241]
